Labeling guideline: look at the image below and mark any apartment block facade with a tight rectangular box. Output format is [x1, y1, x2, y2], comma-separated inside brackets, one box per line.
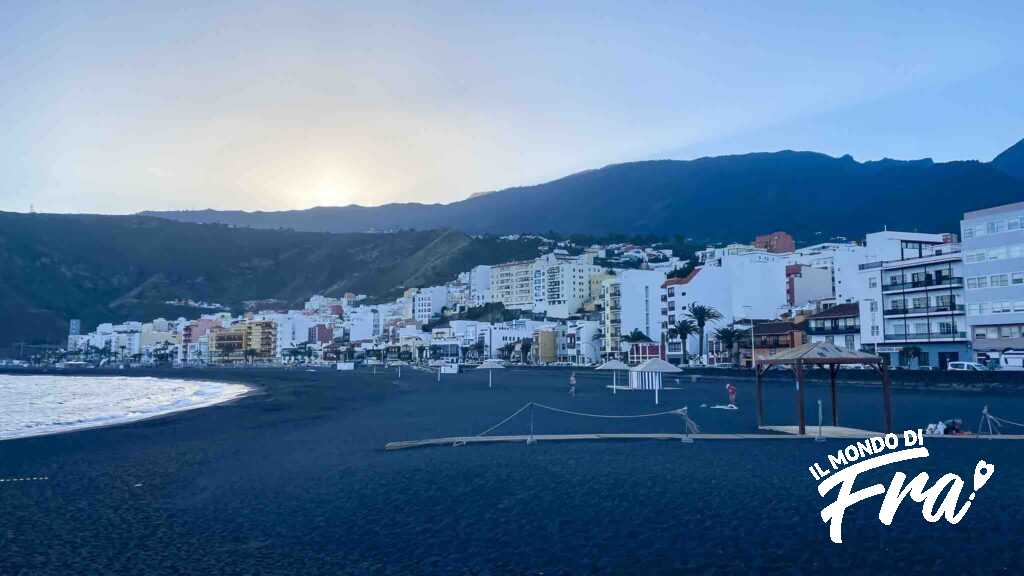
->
[962, 201, 1024, 365]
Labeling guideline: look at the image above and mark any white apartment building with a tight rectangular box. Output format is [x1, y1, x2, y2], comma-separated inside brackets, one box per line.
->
[857, 234, 967, 368]
[601, 269, 665, 358]
[531, 251, 603, 318]
[563, 320, 601, 364]
[490, 260, 535, 311]
[661, 252, 788, 364]
[413, 286, 449, 326]
[466, 265, 492, 307]
[961, 201, 1024, 365]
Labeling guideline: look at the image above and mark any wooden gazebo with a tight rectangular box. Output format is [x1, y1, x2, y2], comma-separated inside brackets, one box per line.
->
[755, 342, 891, 435]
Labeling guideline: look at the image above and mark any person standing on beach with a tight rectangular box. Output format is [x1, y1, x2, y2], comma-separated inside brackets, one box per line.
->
[569, 372, 577, 397]
[726, 383, 737, 406]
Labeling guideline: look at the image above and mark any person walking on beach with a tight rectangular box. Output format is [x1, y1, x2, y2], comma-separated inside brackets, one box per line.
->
[726, 382, 737, 406]
[569, 372, 577, 397]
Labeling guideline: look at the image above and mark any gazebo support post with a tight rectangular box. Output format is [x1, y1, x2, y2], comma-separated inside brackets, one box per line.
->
[795, 361, 806, 435]
[829, 363, 839, 426]
[880, 364, 893, 434]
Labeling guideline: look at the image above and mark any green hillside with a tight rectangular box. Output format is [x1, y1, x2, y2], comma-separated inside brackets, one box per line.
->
[0, 213, 542, 346]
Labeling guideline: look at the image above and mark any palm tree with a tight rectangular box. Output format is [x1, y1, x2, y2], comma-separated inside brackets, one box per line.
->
[669, 319, 698, 365]
[713, 326, 743, 365]
[686, 303, 723, 364]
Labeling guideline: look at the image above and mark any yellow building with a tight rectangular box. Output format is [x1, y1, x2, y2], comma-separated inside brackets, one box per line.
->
[244, 320, 277, 361]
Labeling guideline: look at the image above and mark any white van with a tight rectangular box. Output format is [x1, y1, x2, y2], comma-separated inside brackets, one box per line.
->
[947, 361, 988, 371]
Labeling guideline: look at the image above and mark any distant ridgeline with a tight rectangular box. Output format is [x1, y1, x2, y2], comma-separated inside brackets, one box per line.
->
[144, 141, 1024, 244]
[0, 213, 544, 346]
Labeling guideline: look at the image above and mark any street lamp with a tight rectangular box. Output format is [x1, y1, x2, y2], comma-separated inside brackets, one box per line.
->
[743, 305, 754, 370]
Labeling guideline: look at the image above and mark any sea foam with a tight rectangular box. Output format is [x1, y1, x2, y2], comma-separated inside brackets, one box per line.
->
[0, 375, 250, 440]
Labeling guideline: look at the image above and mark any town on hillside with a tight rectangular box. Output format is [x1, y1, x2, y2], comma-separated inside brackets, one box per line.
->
[44, 200, 1024, 372]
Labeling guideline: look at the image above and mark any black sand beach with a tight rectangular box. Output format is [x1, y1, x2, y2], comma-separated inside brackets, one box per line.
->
[2, 366, 1023, 574]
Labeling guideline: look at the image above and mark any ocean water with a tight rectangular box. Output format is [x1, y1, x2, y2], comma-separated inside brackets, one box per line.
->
[0, 375, 250, 440]
[1, 367, 1022, 574]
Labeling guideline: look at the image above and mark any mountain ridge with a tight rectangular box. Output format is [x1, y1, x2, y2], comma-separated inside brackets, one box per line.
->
[143, 145, 1024, 242]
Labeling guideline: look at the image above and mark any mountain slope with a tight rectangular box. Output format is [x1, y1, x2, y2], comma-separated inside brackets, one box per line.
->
[144, 146, 1024, 242]
[993, 138, 1024, 181]
[0, 213, 541, 346]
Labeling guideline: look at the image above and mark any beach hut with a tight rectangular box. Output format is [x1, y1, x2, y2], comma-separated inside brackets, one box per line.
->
[476, 359, 505, 388]
[629, 358, 682, 404]
[595, 359, 629, 394]
[757, 341, 889, 434]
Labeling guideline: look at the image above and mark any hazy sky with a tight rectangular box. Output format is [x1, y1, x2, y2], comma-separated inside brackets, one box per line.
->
[2, 1, 1022, 214]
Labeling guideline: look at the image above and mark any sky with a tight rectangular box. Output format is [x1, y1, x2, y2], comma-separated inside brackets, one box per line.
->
[1, 1, 1022, 214]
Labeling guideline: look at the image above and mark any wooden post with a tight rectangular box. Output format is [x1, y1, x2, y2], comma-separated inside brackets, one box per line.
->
[755, 363, 764, 427]
[880, 364, 893, 434]
[796, 361, 806, 435]
[829, 363, 838, 426]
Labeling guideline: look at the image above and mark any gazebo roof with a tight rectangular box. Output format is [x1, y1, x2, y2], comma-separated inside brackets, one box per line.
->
[630, 358, 683, 373]
[595, 359, 629, 371]
[760, 341, 881, 365]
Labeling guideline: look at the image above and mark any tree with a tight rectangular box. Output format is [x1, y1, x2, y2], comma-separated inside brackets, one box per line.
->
[623, 329, 652, 343]
[669, 319, 697, 365]
[713, 326, 743, 364]
[686, 303, 723, 364]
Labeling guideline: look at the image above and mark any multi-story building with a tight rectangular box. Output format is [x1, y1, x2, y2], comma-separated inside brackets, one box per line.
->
[601, 269, 665, 359]
[803, 303, 861, 350]
[490, 260, 535, 311]
[562, 320, 601, 364]
[531, 251, 602, 318]
[466, 265, 492, 307]
[742, 321, 805, 367]
[786, 264, 833, 306]
[413, 286, 449, 326]
[660, 252, 788, 364]
[961, 201, 1024, 365]
[244, 320, 277, 360]
[209, 324, 246, 363]
[753, 231, 795, 254]
[858, 238, 967, 368]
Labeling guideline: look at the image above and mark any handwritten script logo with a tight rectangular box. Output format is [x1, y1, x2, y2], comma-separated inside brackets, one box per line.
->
[809, 430, 995, 543]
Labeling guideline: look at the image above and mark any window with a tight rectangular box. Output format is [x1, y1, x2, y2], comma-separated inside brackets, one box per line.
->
[977, 276, 988, 289]
[870, 301, 878, 312]
[965, 251, 986, 264]
[964, 226, 976, 239]
[869, 277, 878, 288]
[871, 326, 879, 336]
[845, 335, 856, 349]
[1000, 325, 1021, 338]
[992, 274, 1009, 287]
[1010, 218, 1022, 231]
[967, 277, 978, 289]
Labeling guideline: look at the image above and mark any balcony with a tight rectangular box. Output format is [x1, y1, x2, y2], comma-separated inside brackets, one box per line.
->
[804, 325, 860, 335]
[881, 277, 963, 293]
[883, 331, 967, 341]
[883, 304, 965, 316]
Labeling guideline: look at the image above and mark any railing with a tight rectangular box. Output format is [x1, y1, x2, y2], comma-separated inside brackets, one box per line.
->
[881, 277, 963, 292]
[883, 332, 967, 341]
[883, 304, 965, 315]
[804, 325, 860, 335]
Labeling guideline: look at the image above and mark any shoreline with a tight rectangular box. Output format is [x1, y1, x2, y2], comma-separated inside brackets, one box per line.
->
[0, 374, 256, 442]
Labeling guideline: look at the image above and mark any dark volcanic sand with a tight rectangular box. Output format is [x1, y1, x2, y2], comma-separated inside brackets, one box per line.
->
[1, 367, 1023, 575]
